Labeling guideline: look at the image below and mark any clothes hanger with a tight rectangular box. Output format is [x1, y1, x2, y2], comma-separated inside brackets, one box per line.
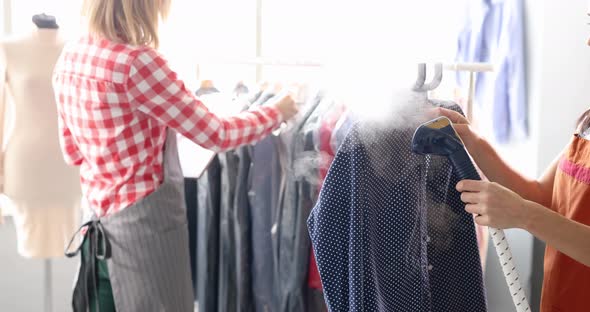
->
[424, 63, 443, 91]
[411, 63, 444, 118]
[233, 80, 249, 96]
[199, 79, 215, 90]
[259, 81, 270, 91]
[272, 82, 284, 94]
[246, 80, 266, 103]
[250, 82, 279, 108]
[413, 63, 427, 92]
[413, 63, 443, 92]
[195, 79, 218, 96]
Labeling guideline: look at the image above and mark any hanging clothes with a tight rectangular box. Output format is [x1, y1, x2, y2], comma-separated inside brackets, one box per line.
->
[217, 151, 241, 312]
[197, 157, 222, 312]
[248, 133, 283, 312]
[185, 86, 221, 298]
[307, 103, 345, 291]
[308, 103, 487, 311]
[234, 146, 255, 311]
[194, 87, 348, 312]
[184, 177, 199, 298]
[273, 91, 324, 312]
[330, 112, 356, 154]
[221, 92, 280, 312]
[196, 90, 294, 312]
[248, 95, 283, 312]
[304, 99, 347, 312]
[456, 0, 527, 143]
[207, 92, 265, 312]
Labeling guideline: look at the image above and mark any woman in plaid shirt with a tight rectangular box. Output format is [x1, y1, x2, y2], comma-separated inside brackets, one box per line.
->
[54, 0, 298, 311]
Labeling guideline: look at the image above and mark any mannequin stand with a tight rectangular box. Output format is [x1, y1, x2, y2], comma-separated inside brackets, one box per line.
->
[44, 259, 53, 312]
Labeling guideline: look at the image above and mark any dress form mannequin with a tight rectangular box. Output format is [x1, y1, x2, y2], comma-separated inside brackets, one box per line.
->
[0, 14, 81, 259]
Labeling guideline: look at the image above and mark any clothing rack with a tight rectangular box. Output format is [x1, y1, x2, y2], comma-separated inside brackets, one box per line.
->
[197, 57, 324, 68]
[195, 57, 324, 82]
[196, 58, 493, 122]
[190, 59, 496, 312]
[443, 62, 494, 122]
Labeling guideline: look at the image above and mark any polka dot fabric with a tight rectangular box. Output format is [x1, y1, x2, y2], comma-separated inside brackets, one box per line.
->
[307, 104, 487, 312]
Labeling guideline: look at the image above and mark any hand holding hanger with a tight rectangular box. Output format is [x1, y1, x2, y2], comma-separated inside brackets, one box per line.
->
[274, 91, 298, 121]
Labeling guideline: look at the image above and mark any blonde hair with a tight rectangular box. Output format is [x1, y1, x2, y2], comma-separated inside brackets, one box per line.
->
[82, 0, 171, 48]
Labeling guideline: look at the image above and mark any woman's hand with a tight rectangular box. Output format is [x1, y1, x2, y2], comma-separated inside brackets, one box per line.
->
[430, 107, 482, 153]
[457, 180, 531, 229]
[274, 93, 299, 121]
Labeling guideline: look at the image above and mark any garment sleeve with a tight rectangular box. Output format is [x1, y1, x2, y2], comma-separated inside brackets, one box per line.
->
[56, 109, 84, 166]
[127, 48, 282, 152]
[51, 56, 84, 167]
[307, 125, 357, 309]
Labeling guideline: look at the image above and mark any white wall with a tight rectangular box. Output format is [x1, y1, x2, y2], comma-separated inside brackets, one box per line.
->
[535, 0, 590, 170]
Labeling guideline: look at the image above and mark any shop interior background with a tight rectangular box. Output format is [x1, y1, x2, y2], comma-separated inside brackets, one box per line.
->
[1, 0, 590, 311]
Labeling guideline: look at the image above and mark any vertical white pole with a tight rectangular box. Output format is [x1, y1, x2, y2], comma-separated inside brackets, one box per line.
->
[467, 71, 475, 122]
[2, 0, 12, 35]
[255, 0, 263, 82]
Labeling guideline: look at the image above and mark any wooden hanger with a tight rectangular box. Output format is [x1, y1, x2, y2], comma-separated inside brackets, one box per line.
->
[199, 79, 215, 90]
[258, 81, 270, 91]
[195, 79, 219, 97]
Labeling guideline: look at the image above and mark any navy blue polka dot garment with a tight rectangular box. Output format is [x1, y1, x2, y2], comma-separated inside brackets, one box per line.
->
[307, 103, 487, 312]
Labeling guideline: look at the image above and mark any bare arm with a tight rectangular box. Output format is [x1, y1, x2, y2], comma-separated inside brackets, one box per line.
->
[437, 108, 558, 207]
[446, 104, 590, 267]
[525, 200, 590, 267]
[458, 179, 590, 267]
[469, 136, 560, 207]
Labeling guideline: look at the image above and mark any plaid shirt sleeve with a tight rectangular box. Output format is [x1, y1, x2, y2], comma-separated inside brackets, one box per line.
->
[56, 109, 83, 166]
[127, 48, 282, 152]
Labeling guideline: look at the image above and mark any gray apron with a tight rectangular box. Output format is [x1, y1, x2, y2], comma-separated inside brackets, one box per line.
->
[66, 129, 194, 312]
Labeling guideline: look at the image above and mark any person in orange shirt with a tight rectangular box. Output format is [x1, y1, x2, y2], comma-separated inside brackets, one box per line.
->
[438, 58, 590, 312]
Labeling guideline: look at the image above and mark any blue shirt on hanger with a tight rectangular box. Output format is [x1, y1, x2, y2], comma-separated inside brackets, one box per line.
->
[456, 0, 527, 143]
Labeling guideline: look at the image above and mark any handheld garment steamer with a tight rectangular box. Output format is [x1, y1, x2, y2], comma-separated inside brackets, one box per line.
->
[412, 116, 530, 312]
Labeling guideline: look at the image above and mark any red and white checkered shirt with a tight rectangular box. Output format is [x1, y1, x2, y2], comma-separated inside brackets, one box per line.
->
[53, 36, 281, 217]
